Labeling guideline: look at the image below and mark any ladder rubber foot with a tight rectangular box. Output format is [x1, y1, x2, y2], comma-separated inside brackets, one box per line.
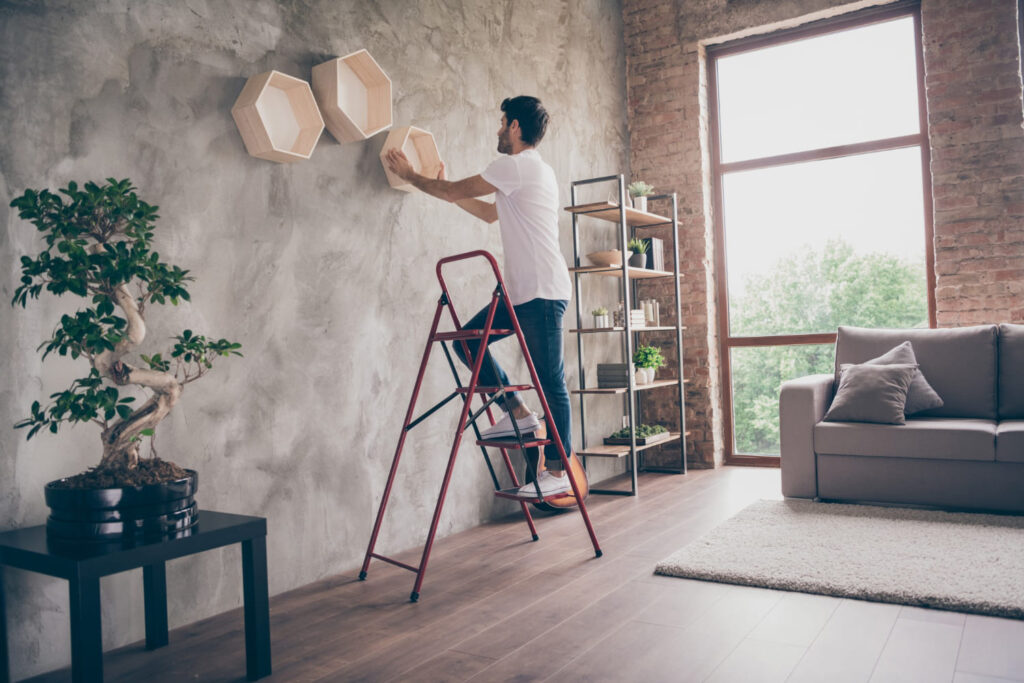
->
[410, 591, 419, 603]
[532, 533, 539, 541]
[358, 571, 367, 581]
[595, 549, 603, 558]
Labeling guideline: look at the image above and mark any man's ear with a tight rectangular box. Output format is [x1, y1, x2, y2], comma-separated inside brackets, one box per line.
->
[508, 118, 522, 140]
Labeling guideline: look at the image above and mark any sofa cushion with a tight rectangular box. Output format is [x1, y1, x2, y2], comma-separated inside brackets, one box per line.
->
[823, 363, 917, 424]
[999, 324, 1024, 419]
[996, 420, 1024, 463]
[835, 325, 998, 419]
[858, 341, 944, 416]
[814, 418, 996, 462]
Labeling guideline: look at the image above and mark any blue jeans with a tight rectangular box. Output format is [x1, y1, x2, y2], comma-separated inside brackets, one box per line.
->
[453, 298, 572, 468]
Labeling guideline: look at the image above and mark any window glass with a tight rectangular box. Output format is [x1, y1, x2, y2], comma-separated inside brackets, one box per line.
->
[725, 147, 928, 337]
[717, 16, 920, 163]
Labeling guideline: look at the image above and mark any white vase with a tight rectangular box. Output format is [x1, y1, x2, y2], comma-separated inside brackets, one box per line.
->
[635, 368, 649, 386]
[645, 367, 656, 384]
[632, 195, 647, 212]
[594, 314, 609, 328]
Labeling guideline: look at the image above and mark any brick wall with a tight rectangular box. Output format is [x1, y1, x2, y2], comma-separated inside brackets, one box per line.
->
[924, 0, 1024, 325]
[623, 0, 1024, 468]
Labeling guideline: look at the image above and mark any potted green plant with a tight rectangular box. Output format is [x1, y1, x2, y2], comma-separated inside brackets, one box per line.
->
[10, 178, 242, 541]
[632, 344, 666, 385]
[591, 306, 609, 328]
[627, 237, 648, 269]
[627, 181, 654, 212]
[604, 423, 670, 446]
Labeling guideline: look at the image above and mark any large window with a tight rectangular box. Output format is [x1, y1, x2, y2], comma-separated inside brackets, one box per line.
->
[710, 5, 935, 463]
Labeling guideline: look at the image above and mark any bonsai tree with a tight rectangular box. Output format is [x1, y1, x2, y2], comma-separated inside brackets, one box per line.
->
[10, 178, 241, 480]
[632, 344, 666, 370]
[627, 181, 654, 198]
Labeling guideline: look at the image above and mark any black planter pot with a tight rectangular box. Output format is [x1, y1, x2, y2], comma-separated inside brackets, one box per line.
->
[44, 470, 199, 542]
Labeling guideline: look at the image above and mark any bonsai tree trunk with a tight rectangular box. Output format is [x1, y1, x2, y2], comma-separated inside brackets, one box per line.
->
[94, 283, 182, 470]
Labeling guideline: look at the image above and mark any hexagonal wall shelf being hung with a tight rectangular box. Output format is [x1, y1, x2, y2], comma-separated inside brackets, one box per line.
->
[380, 126, 443, 192]
[231, 70, 325, 163]
[312, 49, 392, 144]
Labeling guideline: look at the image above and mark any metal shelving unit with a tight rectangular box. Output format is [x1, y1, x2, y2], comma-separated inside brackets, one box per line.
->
[566, 174, 688, 496]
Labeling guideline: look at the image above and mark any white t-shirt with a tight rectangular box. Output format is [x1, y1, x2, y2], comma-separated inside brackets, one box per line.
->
[481, 149, 572, 306]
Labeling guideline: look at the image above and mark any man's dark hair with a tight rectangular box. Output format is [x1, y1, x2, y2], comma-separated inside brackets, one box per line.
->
[501, 96, 549, 146]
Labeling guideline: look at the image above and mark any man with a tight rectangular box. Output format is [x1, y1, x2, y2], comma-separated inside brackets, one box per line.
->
[384, 95, 578, 499]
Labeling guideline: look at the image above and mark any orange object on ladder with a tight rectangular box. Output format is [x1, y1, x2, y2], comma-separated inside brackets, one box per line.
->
[359, 250, 602, 601]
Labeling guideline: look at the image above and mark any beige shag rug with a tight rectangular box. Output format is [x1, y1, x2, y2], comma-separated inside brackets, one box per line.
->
[655, 499, 1024, 619]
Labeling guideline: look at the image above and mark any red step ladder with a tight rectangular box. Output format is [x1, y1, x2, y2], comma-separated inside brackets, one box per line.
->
[359, 250, 602, 601]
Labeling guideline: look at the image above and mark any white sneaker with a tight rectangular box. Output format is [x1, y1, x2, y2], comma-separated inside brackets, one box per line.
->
[481, 411, 540, 439]
[516, 470, 570, 498]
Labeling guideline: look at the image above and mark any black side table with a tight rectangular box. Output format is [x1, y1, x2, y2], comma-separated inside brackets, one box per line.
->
[0, 510, 271, 683]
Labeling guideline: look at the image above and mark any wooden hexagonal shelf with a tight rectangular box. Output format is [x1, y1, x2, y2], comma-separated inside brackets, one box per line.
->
[231, 70, 325, 163]
[380, 126, 443, 192]
[312, 49, 392, 144]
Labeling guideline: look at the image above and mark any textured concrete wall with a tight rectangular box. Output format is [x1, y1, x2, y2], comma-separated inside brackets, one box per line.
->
[0, 0, 627, 678]
[623, 0, 1024, 467]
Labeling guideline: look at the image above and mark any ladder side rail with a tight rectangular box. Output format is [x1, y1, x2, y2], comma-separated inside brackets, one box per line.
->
[436, 262, 539, 533]
[494, 274, 602, 556]
[360, 297, 448, 578]
[410, 291, 504, 600]
[433, 256, 506, 444]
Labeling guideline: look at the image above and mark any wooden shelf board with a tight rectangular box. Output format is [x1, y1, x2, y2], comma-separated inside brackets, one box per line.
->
[570, 326, 681, 334]
[569, 265, 680, 280]
[564, 201, 671, 227]
[232, 70, 324, 163]
[312, 49, 392, 144]
[571, 379, 683, 395]
[380, 125, 442, 192]
[578, 432, 683, 458]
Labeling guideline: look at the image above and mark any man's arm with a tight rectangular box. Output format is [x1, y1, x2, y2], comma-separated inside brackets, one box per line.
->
[451, 196, 499, 224]
[384, 150, 499, 223]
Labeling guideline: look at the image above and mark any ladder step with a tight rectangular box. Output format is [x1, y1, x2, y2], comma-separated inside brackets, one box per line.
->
[456, 384, 534, 394]
[493, 486, 577, 503]
[433, 329, 514, 341]
[476, 437, 551, 449]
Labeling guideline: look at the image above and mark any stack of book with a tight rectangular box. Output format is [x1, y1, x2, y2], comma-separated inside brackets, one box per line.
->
[644, 237, 665, 271]
[630, 309, 646, 328]
[597, 363, 632, 388]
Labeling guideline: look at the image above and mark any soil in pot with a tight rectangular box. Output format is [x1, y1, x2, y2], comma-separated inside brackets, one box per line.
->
[49, 458, 191, 489]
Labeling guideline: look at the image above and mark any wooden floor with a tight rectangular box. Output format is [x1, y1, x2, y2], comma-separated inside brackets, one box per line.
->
[26, 466, 1024, 682]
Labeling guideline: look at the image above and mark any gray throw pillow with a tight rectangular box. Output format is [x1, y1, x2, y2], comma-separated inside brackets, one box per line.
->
[859, 341, 944, 416]
[824, 363, 919, 425]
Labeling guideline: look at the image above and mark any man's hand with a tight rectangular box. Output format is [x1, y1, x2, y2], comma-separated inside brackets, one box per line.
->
[385, 148, 416, 181]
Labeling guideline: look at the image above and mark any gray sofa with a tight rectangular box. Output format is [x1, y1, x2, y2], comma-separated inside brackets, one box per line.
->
[780, 324, 1024, 513]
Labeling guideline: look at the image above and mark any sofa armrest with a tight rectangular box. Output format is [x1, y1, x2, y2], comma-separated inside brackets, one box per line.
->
[780, 373, 834, 499]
